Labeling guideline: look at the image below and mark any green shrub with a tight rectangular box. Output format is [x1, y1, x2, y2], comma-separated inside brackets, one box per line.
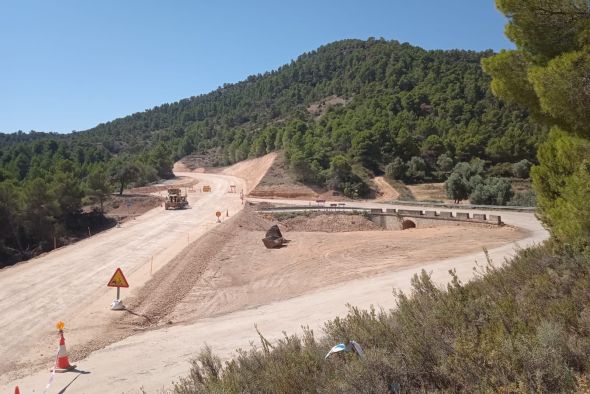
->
[405, 156, 427, 182]
[512, 159, 532, 179]
[469, 177, 513, 205]
[385, 158, 406, 181]
[508, 190, 537, 207]
[489, 162, 514, 177]
[173, 243, 590, 393]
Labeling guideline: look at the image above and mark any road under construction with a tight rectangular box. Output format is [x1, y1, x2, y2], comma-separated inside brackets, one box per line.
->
[0, 155, 548, 393]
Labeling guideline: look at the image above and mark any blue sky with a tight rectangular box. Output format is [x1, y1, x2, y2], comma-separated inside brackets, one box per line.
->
[0, 1, 511, 134]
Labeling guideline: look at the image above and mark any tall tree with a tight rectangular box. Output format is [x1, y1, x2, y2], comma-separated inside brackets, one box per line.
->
[482, 0, 590, 242]
[87, 166, 111, 213]
[0, 182, 24, 255]
[110, 160, 140, 196]
[23, 178, 60, 247]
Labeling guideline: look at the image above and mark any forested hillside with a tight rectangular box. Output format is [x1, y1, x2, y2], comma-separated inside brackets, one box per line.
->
[0, 38, 543, 264]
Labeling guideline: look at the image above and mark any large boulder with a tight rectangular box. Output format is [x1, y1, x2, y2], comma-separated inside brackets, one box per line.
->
[262, 225, 284, 249]
[265, 224, 282, 239]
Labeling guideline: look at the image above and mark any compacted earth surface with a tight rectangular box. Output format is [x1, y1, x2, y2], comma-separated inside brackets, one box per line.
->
[0, 153, 543, 393]
[167, 207, 526, 324]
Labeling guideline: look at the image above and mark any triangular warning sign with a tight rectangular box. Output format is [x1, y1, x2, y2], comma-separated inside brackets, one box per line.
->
[107, 268, 129, 288]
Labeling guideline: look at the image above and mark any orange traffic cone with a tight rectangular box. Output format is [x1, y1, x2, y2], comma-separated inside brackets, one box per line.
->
[14, 386, 20, 394]
[55, 330, 76, 372]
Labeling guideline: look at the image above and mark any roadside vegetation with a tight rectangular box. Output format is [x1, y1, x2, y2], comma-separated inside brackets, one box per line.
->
[174, 243, 590, 393]
[172, 1, 590, 392]
[0, 147, 173, 266]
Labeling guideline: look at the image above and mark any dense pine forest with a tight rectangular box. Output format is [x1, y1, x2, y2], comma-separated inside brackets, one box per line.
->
[0, 38, 543, 265]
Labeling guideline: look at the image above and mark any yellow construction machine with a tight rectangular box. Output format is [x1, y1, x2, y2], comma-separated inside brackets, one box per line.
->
[164, 188, 189, 210]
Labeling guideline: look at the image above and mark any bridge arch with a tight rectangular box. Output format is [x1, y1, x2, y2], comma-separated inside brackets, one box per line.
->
[401, 219, 416, 230]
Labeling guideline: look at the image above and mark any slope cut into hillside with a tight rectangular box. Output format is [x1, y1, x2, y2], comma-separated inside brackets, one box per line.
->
[220, 152, 277, 194]
[174, 152, 277, 194]
[248, 152, 323, 199]
[372, 176, 400, 201]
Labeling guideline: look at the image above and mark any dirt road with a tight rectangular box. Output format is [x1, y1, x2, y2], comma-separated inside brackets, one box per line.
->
[0, 180, 547, 394]
[372, 176, 399, 200]
[0, 172, 245, 380]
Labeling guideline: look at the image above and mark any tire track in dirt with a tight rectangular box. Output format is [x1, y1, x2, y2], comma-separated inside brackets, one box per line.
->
[68, 211, 247, 362]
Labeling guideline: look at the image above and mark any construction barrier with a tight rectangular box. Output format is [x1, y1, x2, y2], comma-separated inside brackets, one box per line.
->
[54, 322, 76, 372]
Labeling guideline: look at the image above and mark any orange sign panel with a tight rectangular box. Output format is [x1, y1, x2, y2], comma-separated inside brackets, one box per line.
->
[215, 211, 221, 217]
[202, 185, 211, 192]
[107, 268, 129, 288]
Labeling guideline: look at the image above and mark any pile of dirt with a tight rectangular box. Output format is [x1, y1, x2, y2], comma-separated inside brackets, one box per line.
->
[236, 205, 277, 231]
[266, 212, 381, 233]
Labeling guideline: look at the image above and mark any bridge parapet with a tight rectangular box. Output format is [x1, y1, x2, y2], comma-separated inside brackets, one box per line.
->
[369, 208, 503, 229]
[397, 209, 423, 216]
[488, 215, 502, 224]
[255, 205, 503, 228]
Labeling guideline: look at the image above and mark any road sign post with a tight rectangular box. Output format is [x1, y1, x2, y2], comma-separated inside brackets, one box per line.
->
[107, 267, 129, 310]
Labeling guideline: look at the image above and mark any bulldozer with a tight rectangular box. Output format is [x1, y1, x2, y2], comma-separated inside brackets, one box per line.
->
[164, 188, 189, 210]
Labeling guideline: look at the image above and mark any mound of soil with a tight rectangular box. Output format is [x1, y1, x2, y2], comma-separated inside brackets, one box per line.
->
[266, 212, 381, 233]
[237, 206, 277, 231]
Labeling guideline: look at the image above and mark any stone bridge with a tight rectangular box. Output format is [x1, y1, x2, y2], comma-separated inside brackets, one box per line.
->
[369, 208, 502, 230]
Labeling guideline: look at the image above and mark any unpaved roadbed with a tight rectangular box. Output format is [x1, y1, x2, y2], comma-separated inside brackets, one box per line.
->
[0, 155, 548, 393]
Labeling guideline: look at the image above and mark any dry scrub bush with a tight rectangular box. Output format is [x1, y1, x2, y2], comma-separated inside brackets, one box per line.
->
[173, 242, 590, 393]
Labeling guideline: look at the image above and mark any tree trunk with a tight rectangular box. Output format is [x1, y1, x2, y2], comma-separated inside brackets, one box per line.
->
[10, 220, 24, 254]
